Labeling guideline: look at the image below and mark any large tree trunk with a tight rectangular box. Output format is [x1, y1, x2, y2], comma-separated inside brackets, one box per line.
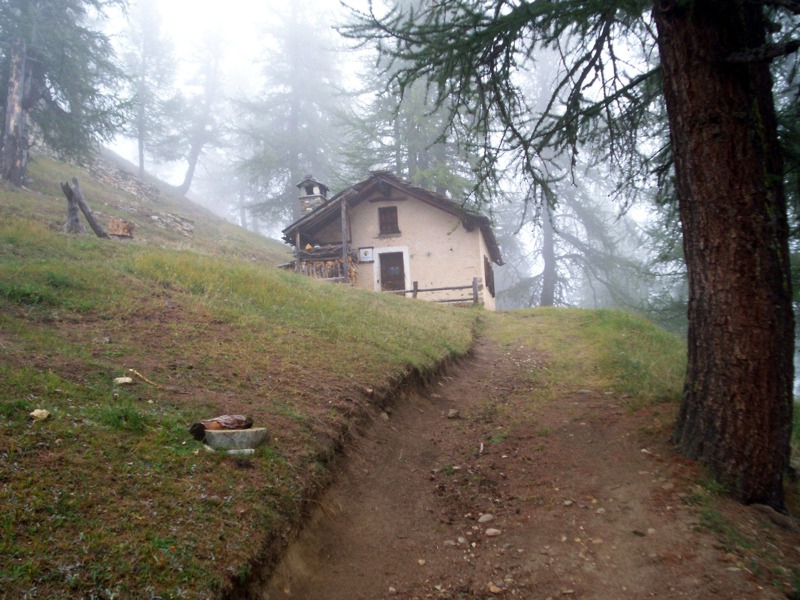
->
[2, 38, 28, 185]
[653, 0, 794, 509]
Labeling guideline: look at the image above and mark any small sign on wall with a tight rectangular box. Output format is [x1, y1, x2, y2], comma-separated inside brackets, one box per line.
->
[358, 247, 374, 263]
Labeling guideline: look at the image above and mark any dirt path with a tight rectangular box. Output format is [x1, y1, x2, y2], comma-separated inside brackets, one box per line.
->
[259, 336, 795, 599]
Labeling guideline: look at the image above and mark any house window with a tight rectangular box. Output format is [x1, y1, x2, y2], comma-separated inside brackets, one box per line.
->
[378, 206, 400, 235]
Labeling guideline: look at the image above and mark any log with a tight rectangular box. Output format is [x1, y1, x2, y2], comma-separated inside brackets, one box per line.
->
[108, 216, 134, 238]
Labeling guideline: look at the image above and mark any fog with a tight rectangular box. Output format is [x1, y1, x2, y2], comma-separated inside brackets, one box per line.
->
[102, 0, 687, 325]
[110, 0, 364, 193]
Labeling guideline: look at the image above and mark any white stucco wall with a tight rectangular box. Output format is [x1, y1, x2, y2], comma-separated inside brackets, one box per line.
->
[347, 193, 497, 309]
[302, 190, 498, 309]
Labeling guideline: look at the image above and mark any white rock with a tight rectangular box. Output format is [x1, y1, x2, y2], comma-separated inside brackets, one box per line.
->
[204, 428, 269, 450]
[485, 528, 502, 537]
[113, 377, 133, 385]
[29, 409, 50, 421]
[478, 513, 495, 523]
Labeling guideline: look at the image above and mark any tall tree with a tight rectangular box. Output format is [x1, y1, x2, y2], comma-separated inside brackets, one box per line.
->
[0, 0, 127, 184]
[654, 1, 793, 508]
[343, 68, 482, 199]
[494, 171, 649, 310]
[234, 4, 349, 225]
[166, 31, 227, 197]
[346, 0, 797, 509]
[119, 0, 177, 178]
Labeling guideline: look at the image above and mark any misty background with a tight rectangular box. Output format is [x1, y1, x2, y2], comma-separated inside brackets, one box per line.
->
[98, 0, 689, 336]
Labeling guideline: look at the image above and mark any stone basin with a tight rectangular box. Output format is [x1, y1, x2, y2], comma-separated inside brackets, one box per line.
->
[204, 428, 269, 451]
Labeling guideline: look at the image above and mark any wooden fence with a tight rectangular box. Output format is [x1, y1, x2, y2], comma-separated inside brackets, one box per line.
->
[388, 277, 483, 304]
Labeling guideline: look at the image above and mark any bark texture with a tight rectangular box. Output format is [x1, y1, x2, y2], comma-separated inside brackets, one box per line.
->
[61, 186, 87, 234]
[2, 38, 28, 185]
[653, 0, 794, 509]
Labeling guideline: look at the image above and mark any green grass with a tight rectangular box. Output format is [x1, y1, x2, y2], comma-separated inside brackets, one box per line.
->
[91, 401, 154, 432]
[0, 151, 704, 598]
[485, 308, 686, 409]
[0, 153, 477, 598]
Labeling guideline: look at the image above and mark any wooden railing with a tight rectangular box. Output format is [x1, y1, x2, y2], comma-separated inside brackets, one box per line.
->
[388, 277, 483, 304]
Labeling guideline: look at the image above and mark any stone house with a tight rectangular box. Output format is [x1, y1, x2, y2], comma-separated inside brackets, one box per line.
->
[281, 171, 503, 309]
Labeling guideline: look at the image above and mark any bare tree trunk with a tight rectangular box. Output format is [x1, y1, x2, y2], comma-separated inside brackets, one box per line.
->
[238, 193, 249, 229]
[654, 0, 794, 509]
[61, 184, 87, 234]
[173, 138, 204, 197]
[2, 38, 28, 185]
[61, 177, 109, 238]
[137, 107, 146, 180]
[540, 199, 556, 307]
[393, 118, 402, 175]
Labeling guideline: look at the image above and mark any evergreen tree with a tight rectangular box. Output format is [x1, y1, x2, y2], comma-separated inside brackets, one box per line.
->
[119, 0, 178, 178]
[0, 0, 127, 184]
[234, 4, 348, 226]
[342, 62, 488, 201]
[494, 168, 649, 310]
[346, 0, 797, 509]
[165, 30, 228, 197]
[639, 200, 689, 335]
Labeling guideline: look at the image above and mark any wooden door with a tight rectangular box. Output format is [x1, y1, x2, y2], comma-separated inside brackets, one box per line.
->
[379, 252, 405, 291]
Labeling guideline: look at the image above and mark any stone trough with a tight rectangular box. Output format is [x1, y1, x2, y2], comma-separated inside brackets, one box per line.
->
[204, 428, 269, 455]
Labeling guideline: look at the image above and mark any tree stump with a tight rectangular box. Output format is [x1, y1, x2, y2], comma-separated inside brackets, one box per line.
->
[61, 182, 87, 234]
[60, 177, 108, 238]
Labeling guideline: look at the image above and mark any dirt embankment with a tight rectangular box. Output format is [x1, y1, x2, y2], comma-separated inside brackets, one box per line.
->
[251, 336, 799, 599]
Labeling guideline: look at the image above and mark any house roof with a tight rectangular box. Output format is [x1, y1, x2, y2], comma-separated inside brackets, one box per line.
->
[282, 171, 503, 265]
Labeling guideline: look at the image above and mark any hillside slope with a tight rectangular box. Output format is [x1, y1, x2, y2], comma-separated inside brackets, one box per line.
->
[3, 154, 795, 599]
[12, 152, 292, 263]
[0, 153, 476, 598]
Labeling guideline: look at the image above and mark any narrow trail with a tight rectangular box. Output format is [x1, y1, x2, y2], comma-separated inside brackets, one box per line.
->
[259, 335, 789, 599]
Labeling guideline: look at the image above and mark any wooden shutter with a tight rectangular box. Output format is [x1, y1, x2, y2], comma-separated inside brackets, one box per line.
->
[378, 206, 400, 234]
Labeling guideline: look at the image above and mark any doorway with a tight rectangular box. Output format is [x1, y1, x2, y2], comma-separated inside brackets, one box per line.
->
[379, 252, 405, 291]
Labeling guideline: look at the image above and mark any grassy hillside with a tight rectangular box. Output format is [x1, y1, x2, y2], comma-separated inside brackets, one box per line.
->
[13, 152, 782, 599]
[0, 154, 477, 598]
[17, 153, 293, 262]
